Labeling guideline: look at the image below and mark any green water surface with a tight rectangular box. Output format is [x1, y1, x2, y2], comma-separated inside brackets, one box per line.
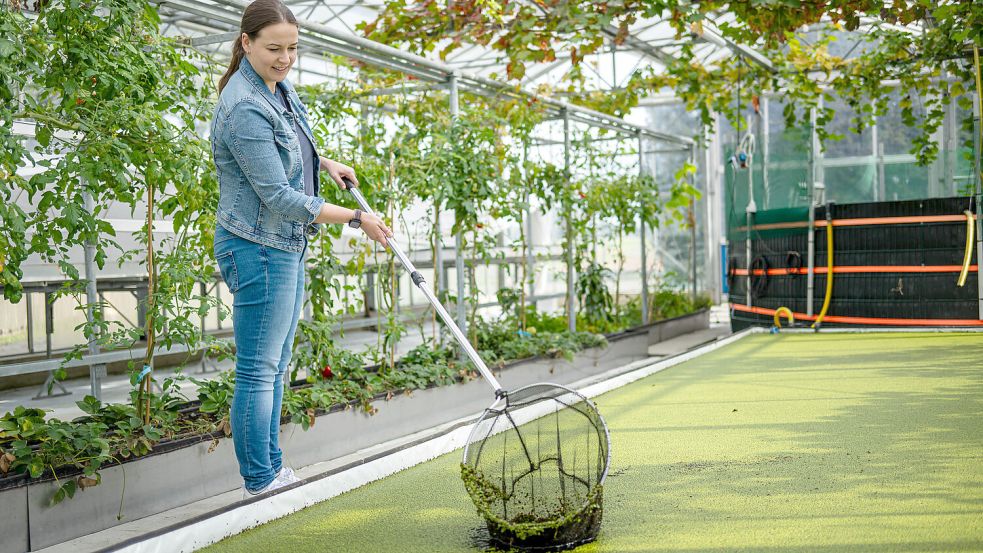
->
[203, 333, 983, 552]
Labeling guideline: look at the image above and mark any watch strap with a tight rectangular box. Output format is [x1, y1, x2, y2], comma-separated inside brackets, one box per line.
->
[349, 209, 362, 228]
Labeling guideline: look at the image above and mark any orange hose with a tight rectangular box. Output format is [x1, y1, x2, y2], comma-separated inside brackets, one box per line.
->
[733, 304, 983, 327]
[733, 265, 978, 276]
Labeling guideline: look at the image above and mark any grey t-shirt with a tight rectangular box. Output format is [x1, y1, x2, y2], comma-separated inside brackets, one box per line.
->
[277, 86, 316, 197]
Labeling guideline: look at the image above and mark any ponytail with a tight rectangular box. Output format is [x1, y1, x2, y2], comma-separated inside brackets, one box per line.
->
[218, 36, 245, 94]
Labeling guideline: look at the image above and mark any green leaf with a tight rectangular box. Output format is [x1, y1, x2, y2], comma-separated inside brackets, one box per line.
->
[56, 260, 79, 280]
[28, 458, 44, 479]
[76, 395, 101, 415]
[49, 479, 77, 506]
[35, 125, 51, 148]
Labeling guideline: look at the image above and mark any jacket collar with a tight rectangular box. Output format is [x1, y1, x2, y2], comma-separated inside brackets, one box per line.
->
[239, 56, 289, 115]
[238, 57, 317, 147]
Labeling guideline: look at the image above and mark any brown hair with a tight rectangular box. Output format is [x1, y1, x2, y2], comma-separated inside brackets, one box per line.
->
[217, 0, 298, 94]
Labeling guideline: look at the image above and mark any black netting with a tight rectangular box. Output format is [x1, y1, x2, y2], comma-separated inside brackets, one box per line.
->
[461, 383, 610, 551]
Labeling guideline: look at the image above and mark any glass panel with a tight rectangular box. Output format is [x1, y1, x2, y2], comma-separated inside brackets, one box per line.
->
[954, 96, 978, 196]
[883, 162, 931, 202]
[765, 97, 811, 210]
[824, 164, 876, 203]
[878, 88, 924, 156]
[824, 96, 873, 159]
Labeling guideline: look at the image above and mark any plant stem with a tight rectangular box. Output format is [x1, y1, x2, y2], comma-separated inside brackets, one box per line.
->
[615, 228, 623, 307]
[142, 175, 156, 426]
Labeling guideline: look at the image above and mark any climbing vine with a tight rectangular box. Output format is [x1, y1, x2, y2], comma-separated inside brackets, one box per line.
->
[361, 1, 983, 164]
[0, 0, 227, 386]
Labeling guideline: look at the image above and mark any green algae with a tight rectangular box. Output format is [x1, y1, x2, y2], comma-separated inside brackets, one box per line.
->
[460, 463, 603, 550]
[202, 332, 983, 553]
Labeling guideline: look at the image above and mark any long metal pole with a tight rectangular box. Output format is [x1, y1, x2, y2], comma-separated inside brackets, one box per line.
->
[689, 146, 698, 301]
[524, 145, 536, 310]
[83, 191, 106, 402]
[872, 117, 882, 201]
[638, 132, 649, 324]
[745, 172, 754, 307]
[762, 96, 770, 209]
[347, 184, 502, 393]
[26, 293, 34, 354]
[448, 73, 467, 339]
[563, 109, 576, 332]
[807, 106, 819, 316]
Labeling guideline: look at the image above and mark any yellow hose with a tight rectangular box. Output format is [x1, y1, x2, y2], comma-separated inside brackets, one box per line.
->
[773, 307, 794, 328]
[812, 220, 833, 328]
[957, 210, 975, 287]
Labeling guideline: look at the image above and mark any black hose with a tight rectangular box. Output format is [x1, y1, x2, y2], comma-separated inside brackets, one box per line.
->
[750, 255, 769, 299]
[786, 250, 802, 274]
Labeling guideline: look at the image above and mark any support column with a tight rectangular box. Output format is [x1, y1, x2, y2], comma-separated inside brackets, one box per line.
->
[706, 108, 725, 304]
[45, 291, 53, 357]
[762, 96, 770, 209]
[83, 191, 106, 402]
[689, 146, 698, 300]
[973, 80, 982, 319]
[563, 108, 576, 332]
[638, 132, 649, 324]
[523, 143, 535, 310]
[449, 72, 467, 339]
[807, 105, 822, 316]
[26, 292, 34, 353]
[526, 196, 535, 309]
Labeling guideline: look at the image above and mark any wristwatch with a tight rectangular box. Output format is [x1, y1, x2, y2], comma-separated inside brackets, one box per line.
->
[348, 209, 362, 229]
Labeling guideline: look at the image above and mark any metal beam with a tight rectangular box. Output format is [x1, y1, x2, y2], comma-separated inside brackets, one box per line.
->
[563, 108, 576, 332]
[694, 20, 775, 73]
[154, 0, 694, 146]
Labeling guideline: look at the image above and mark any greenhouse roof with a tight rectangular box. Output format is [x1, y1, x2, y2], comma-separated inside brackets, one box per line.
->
[154, 0, 931, 145]
[156, 0, 758, 89]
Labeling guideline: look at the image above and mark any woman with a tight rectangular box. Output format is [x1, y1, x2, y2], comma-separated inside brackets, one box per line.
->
[211, 0, 391, 496]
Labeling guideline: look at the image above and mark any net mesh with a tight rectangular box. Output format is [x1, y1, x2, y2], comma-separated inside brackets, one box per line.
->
[461, 383, 610, 551]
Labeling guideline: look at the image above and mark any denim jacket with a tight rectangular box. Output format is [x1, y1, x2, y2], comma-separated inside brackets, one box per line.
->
[211, 57, 324, 253]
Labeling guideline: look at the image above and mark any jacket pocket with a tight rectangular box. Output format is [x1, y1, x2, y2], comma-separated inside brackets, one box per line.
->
[274, 128, 300, 180]
[215, 250, 239, 293]
[280, 218, 304, 240]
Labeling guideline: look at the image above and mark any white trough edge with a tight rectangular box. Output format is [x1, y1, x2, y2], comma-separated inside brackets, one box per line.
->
[114, 328, 756, 553]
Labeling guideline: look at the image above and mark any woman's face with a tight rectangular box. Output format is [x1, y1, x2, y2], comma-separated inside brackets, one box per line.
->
[242, 22, 299, 91]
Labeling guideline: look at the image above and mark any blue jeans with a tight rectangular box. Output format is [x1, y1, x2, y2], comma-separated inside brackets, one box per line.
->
[214, 223, 306, 492]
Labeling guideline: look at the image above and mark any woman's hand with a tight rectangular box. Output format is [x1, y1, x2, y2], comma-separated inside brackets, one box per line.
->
[360, 211, 392, 248]
[320, 157, 358, 189]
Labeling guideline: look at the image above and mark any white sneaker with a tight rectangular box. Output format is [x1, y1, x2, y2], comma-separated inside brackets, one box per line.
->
[276, 466, 301, 485]
[243, 475, 292, 498]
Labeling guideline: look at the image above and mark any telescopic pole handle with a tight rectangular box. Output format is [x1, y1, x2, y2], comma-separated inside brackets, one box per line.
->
[342, 177, 504, 395]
